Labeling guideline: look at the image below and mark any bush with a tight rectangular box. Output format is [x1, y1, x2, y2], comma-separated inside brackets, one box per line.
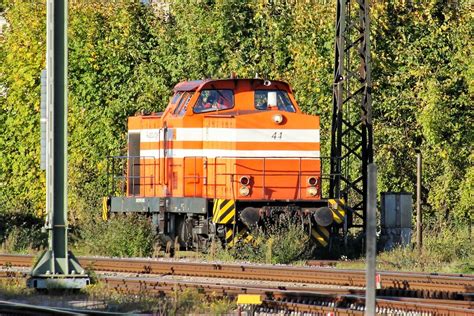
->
[73, 214, 156, 258]
[212, 222, 311, 265]
[377, 224, 473, 273]
[263, 222, 311, 264]
[0, 212, 47, 253]
[423, 225, 472, 262]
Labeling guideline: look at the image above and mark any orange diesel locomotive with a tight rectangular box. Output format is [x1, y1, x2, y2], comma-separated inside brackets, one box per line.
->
[105, 78, 345, 249]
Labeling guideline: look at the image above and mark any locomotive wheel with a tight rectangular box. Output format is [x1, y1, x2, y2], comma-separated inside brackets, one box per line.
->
[177, 218, 193, 249]
[193, 234, 210, 252]
[157, 235, 175, 257]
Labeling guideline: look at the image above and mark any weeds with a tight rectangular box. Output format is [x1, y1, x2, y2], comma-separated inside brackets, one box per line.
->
[84, 282, 170, 314]
[72, 214, 156, 258]
[206, 222, 312, 264]
[0, 212, 47, 253]
[336, 225, 473, 273]
[205, 238, 236, 262]
[170, 289, 236, 315]
[378, 225, 473, 273]
[0, 273, 35, 298]
[84, 284, 235, 315]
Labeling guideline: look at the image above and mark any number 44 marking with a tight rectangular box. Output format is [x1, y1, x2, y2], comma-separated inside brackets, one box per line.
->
[271, 132, 282, 140]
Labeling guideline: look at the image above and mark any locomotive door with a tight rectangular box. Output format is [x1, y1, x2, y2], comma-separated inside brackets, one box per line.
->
[128, 131, 141, 196]
[183, 155, 204, 197]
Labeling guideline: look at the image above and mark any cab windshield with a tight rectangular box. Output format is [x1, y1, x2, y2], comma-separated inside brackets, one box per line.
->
[194, 89, 234, 113]
[254, 90, 296, 112]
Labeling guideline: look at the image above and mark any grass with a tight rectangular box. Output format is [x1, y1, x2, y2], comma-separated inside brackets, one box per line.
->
[1, 209, 472, 274]
[336, 225, 473, 274]
[0, 275, 236, 315]
[101, 288, 236, 315]
[0, 273, 35, 299]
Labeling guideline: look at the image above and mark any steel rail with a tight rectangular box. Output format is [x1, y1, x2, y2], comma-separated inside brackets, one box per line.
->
[84, 258, 474, 298]
[1, 254, 473, 297]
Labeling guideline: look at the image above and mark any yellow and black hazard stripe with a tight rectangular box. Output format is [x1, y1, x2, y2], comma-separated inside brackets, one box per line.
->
[225, 229, 234, 244]
[226, 227, 253, 247]
[212, 199, 236, 224]
[311, 225, 330, 247]
[328, 198, 346, 224]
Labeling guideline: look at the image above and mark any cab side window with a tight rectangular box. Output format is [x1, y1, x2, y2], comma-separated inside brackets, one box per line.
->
[173, 92, 194, 116]
[194, 90, 234, 113]
[171, 91, 183, 104]
[254, 90, 296, 113]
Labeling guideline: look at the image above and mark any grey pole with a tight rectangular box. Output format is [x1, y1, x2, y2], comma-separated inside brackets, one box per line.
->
[28, 0, 88, 289]
[416, 152, 422, 251]
[365, 163, 377, 315]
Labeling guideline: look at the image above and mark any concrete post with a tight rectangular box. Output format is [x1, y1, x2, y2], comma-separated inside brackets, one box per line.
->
[416, 152, 422, 251]
[365, 163, 377, 315]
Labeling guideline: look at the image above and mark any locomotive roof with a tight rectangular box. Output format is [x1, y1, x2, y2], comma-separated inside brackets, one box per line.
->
[173, 79, 292, 92]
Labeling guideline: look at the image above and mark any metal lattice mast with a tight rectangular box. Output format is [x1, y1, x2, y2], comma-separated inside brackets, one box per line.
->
[330, 0, 374, 231]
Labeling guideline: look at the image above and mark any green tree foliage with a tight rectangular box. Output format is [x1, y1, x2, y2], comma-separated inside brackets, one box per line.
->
[67, 2, 169, 220]
[0, 0, 471, 228]
[0, 1, 46, 216]
[371, 1, 473, 224]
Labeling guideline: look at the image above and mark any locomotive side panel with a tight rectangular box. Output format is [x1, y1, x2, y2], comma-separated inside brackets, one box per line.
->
[142, 117, 163, 197]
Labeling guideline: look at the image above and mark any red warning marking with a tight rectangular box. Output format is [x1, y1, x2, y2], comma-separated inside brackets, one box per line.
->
[376, 273, 382, 289]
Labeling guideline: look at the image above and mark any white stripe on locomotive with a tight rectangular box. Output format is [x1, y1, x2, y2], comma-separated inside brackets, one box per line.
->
[130, 128, 320, 143]
[140, 149, 321, 158]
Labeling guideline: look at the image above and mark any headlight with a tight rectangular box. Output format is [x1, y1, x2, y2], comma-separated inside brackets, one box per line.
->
[307, 186, 318, 196]
[272, 114, 283, 124]
[307, 176, 318, 186]
[239, 176, 250, 186]
[240, 186, 250, 196]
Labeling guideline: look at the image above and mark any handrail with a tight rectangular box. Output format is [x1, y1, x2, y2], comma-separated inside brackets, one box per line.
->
[106, 155, 341, 199]
[107, 155, 159, 197]
[211, 156, 340, 200]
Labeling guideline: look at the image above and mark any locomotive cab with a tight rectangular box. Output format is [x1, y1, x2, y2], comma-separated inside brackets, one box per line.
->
[105, 79, 345, 250]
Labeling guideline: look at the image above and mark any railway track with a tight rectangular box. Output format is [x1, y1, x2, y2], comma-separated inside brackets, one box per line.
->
[2, 254, 471, 298]
[1, 254, 473, 315]
[2, 270, 473, 315]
